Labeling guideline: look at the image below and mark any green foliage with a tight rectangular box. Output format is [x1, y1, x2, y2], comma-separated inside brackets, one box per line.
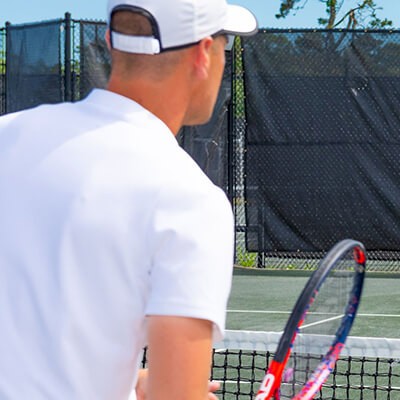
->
[236, 247, 258, 267]
[276, 0, 302, 20]
[276, 0, 393, 29]
[0, 53, 5, 74]
[0, 30, 5, 74]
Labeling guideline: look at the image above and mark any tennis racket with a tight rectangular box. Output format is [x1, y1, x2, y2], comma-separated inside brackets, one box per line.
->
[255, 239, 366, 400]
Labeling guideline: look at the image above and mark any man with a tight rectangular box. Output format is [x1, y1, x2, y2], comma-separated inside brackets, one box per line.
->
[0, 0, 257, 399]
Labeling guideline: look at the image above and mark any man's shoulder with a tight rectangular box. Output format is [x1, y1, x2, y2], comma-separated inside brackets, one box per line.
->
[0, 102, 76, 128]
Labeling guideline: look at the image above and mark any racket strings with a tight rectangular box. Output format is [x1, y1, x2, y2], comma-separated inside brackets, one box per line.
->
[280, 248, 359, 398]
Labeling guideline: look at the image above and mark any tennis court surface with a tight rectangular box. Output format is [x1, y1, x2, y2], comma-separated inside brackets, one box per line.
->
[210, 267, 400, 399]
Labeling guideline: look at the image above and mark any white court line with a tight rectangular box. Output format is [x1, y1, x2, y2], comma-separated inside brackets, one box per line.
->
[299, 314, 344, 329]
[227, 310, 400, 318]
[228, 310, 292, 314]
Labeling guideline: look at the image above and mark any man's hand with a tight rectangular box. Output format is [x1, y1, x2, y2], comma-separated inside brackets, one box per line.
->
[206, 380, 220, 400]
[135, 368, 221, 400]
[135, 369, 148, 400]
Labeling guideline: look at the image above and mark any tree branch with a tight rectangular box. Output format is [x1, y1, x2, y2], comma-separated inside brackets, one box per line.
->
[276, 0, 392, 29]
[327, 0, 337, 29]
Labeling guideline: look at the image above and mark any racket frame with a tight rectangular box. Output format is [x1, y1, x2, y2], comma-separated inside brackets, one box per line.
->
[255, 239, 366, 400]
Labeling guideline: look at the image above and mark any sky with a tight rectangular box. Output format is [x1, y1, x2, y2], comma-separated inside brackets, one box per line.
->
[0, 0, 399, 29]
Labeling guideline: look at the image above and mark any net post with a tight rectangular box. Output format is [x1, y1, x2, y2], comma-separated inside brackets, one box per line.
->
[64, 12, 72, 102]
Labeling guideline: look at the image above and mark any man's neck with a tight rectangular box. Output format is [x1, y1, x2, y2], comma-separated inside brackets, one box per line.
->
[107, 76, 190, 136]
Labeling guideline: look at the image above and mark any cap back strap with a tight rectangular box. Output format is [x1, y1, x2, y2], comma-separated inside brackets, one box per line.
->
[110, 31, 161, 54]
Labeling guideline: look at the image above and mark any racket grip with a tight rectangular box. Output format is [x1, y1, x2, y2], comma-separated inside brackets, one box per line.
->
[256, 361, 284, 400]
[255, 373, 276, 400]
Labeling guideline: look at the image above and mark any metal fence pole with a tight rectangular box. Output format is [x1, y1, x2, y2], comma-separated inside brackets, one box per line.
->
[4, 21, 11, 114]
[228, 44, 237, 263]
[64, 12, 72, 102]
[227, 47, 235, 208]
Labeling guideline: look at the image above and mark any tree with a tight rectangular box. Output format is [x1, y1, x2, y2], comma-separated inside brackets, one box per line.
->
[276, 0, 392, 29]
[0, 53, 5, 74]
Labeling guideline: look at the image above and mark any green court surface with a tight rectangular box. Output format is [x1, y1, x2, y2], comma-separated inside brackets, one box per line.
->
[226, 267, 400, 338]
[213, 267, 400, 400]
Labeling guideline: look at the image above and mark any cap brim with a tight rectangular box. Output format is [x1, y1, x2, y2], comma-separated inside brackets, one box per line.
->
[223, 4, 258, 36]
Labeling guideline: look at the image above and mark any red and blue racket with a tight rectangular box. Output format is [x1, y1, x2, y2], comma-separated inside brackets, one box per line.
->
[255, 239, 366, 400]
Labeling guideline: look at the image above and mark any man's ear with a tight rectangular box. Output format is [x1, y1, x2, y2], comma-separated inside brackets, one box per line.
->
[105, 29, 111, 51]
[192, 37, 213, 80]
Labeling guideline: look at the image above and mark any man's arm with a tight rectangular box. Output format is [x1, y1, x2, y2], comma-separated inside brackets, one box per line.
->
[136, 369, 220, 400]
[146, 316, 214, 400]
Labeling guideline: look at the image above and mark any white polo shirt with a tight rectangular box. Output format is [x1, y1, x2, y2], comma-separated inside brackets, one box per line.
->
[0, 89, 234, 399]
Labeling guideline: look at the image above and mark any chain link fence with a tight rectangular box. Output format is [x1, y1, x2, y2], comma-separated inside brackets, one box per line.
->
[2, 17, 400, 272]
[76, 20, 110, 99]
[67, 17, 110, 102]
[6, 19, 63, 114]
[0, 15, 110, 114]
[233, 30, 400, 272]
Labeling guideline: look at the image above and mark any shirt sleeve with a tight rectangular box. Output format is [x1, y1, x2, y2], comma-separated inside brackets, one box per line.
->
[145, 175, 234, 341]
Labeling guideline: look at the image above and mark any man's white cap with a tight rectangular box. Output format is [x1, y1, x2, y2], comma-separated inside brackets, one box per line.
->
[107, 0, 258, 54]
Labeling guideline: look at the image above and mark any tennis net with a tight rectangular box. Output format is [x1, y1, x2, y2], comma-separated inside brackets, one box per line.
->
[212, 330, 400, 400]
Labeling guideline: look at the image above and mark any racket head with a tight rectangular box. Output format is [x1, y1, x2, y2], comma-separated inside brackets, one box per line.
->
[256, 239, 366, 400]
